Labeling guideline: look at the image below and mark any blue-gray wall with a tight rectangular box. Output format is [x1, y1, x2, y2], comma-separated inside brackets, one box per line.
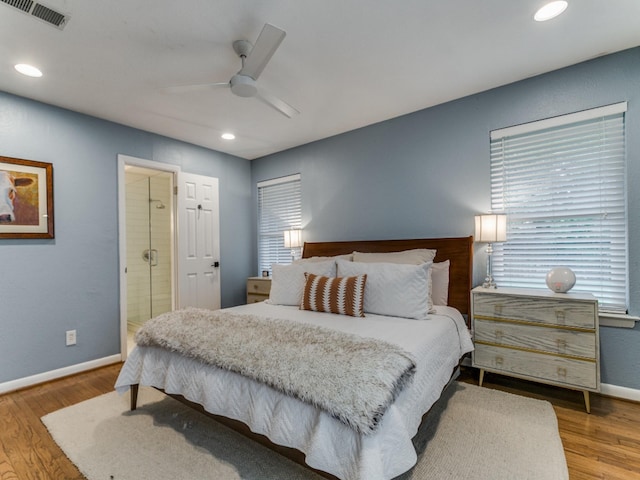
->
[252, 47, 640, 389]
[2, 47, 639, 390]
[0, 92, 253, 384]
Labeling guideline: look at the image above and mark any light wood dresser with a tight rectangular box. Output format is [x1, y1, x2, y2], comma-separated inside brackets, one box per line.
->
[247, 277, 272, 303]
[471, 286, 600, 412]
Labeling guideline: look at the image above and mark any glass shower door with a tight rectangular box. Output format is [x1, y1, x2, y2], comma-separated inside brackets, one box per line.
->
[125, 169, 173, 333]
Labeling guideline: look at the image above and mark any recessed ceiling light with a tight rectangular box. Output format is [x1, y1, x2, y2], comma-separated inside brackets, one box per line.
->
[534, 1, 568, 21]
[14, 63, 43, 77]
[221, 133, 235, 140]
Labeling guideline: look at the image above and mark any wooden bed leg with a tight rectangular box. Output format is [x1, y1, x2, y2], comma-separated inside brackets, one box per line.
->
[583, 390, 591, 414]
[130, 384, 139, 411]
[478, 369, 485, 387]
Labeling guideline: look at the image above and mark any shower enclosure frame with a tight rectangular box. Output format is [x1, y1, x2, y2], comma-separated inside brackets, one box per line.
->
[117, 155, 180, 359]
[126, 172, 174, 332]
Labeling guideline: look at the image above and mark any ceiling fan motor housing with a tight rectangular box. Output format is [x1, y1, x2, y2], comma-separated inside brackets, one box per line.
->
[230, 74, 258, 97]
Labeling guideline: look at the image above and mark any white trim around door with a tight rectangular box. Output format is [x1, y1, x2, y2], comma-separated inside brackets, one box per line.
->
[117, 154, 180, 360]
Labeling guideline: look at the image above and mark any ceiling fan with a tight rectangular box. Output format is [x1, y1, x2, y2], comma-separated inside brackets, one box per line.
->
[167, 23, 299, 118]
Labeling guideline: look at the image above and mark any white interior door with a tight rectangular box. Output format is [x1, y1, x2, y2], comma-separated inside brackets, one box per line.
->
[177, 172, 221, 310]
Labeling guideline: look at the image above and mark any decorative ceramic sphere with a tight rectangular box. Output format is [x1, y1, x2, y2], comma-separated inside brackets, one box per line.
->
[546, 267, 576, 293]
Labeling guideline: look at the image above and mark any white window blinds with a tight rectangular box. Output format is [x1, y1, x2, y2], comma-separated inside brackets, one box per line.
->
[490, 102, 627, 313]
[257, 174, 301, 273]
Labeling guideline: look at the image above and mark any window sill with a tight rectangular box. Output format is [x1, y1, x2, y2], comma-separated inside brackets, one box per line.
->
[599, 313, 640, 328]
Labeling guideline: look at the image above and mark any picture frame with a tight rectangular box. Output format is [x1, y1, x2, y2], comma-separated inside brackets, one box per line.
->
[0, 156, 54, 239]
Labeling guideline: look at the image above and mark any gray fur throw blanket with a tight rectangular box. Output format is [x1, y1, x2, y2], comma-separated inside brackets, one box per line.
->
[134, 308, 416, 434]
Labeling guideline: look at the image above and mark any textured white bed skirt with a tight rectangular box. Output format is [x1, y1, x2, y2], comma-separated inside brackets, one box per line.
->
[116, 303, 473, 480]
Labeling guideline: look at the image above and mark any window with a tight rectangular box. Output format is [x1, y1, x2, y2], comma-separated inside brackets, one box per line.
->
[257, 174, 301, 273]
[490, 102, 627, 313]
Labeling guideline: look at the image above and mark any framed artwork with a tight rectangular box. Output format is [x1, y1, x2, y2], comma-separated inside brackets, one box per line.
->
[0, 156, 54, 239]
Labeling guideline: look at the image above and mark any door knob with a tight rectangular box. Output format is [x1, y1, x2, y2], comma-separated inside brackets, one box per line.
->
[212, 261, 220, 268]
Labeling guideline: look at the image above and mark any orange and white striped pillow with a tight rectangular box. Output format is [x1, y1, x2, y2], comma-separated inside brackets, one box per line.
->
[301, 273, 367, 317]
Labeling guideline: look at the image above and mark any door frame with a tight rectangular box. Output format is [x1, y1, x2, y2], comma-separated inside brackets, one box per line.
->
[117, 154, 180, 360]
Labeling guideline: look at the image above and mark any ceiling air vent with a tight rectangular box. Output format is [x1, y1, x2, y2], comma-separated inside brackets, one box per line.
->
[1, 0, 70, 30]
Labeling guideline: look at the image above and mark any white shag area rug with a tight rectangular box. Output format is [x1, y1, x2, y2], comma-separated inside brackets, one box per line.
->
[41, 382, 568, 480]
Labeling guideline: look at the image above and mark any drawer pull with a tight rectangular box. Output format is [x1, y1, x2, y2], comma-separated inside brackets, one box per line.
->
[495, 356, 504, 366]
[555, 310, 566, 323]
[495, 330, 504, 341]
[494, 304, 503, 315]
[556, 339, 568, 352]
[557, 367, 567, 378]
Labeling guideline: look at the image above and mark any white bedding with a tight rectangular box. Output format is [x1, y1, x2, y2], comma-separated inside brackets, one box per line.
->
[115, 302, 473, 480]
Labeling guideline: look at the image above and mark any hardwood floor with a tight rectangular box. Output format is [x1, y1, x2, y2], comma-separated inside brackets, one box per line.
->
[1, 363, 639, 479]
[0, 363, 121, 480]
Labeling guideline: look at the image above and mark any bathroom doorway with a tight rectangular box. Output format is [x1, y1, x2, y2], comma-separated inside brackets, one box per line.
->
[123, 165, 175, 347]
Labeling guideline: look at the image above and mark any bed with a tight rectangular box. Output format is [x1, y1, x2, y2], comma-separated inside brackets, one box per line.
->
[115, 236, 474, 480]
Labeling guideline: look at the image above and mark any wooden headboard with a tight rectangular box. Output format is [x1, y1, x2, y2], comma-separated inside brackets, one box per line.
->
[302, 236, 473, 317]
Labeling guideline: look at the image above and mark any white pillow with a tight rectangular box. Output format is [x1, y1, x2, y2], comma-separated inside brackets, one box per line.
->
[294, 253, 353, 263]
[336, 259, 432, 320]
[269, 260, 336, 306]
[352, 248, 437, 312]
[431, 260, 450, 306]
[352, 249, 436, 265]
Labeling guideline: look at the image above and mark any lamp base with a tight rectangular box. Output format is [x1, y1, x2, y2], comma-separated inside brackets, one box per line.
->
[483, 243, 498, 289]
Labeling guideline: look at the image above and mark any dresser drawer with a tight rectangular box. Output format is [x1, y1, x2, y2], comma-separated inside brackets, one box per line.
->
[474, 318, 596, 359]
[247, 293, 268, 303]
[247, 278, 271, 295]
[474, 344, 597, 390]
[473, 293, 596, 328]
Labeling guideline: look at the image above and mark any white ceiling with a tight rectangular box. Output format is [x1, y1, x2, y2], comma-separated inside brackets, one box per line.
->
[1, 1, 639, 160]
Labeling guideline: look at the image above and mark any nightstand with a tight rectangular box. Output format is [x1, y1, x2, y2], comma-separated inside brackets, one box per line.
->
[247, 277, 271, 303]
[471, 286, 600, 412]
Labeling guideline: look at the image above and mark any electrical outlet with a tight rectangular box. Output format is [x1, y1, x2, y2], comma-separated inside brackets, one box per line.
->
[66, 329, 76, 346]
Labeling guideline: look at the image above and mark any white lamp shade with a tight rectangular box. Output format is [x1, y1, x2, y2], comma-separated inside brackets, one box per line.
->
[475, 214, 507, 243]
[283, 229, 302, 248]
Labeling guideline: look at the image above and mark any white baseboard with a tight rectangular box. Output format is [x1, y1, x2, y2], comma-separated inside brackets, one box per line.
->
[600, 383, 640, 403]
[0, 354, 122, 395]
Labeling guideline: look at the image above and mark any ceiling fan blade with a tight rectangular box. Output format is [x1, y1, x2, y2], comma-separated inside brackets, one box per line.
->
[255, 89, 299, 118]
[162, 82, 229, 94]
[239, 23, 286, 80]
